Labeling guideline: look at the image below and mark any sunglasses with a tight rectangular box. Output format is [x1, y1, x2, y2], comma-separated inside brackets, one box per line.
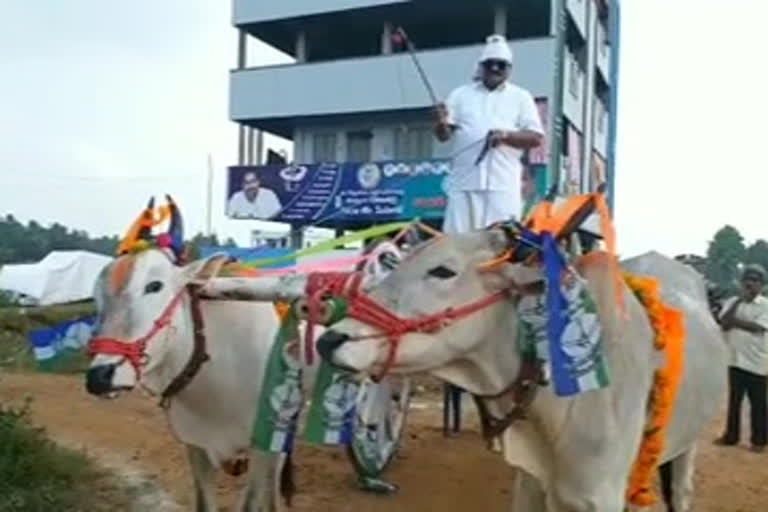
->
[482, 59, 510, 72]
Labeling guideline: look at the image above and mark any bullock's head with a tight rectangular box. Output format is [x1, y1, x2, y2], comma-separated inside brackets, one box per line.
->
[85, 249, 228, 397]
[85, 195, 228, 397]
[317, 227, 542, 394]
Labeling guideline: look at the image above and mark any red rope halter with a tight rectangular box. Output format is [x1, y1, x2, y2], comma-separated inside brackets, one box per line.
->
[87, 289, 186, 376]
[305, 272, 509, 379]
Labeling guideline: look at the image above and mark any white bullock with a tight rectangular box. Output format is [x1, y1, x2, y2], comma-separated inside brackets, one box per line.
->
[313, 228, 728, 512]
[85, 239, 404, 511]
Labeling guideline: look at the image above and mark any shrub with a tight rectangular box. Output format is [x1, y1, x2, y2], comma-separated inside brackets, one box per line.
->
[0, 399, 105, 511]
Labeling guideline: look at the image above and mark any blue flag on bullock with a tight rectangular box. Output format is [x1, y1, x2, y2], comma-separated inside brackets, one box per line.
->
[540, 232, 610, 396]
[28, 315, 97, 372]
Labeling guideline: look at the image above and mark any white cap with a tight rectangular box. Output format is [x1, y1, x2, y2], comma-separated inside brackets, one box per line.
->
[479, 34, 514, 64]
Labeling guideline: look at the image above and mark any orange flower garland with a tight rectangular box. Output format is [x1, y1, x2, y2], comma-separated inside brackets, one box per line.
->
[623, 272, 686, 506]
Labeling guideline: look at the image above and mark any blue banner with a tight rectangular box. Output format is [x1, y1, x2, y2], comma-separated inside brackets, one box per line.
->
[226, 160, 450, 225]
[28, 315, 97, 372]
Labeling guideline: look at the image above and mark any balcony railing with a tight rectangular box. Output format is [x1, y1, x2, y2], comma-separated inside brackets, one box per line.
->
[230, 38, 556, 124]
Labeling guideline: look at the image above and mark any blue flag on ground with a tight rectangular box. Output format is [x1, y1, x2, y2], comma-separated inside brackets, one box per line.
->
[27, 315, 97, 372]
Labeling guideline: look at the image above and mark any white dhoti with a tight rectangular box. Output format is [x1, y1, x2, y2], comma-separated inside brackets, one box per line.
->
[441, 190, 521, 235]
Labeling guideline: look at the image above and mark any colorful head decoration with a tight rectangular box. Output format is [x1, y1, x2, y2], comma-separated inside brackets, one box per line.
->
[116, 194, 186, 264]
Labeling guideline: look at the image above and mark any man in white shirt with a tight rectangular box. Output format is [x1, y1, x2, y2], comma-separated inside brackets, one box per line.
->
[434, 34, 544, 234]
[432, 34, 544, 442]
[715, 264, 768, 452]
[227, 170, 283, 219]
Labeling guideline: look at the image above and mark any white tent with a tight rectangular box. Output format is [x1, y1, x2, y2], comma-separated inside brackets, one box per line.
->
[0, 250, 113, 306]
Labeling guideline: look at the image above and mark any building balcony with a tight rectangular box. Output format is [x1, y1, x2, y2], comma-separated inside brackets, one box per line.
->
[230, 38, 556, 138]
[562, 50, 585, 131]
[566, 0, 588, 39]
[232, 0, 409, 26]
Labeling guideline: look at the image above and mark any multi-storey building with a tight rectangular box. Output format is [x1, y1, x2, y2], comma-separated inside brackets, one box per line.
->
[228, 0, 621, 234]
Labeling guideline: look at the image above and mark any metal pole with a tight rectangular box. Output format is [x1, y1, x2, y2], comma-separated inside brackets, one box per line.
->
[206, 154, 214, 235]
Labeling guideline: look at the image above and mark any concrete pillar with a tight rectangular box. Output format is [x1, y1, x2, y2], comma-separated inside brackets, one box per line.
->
[237, 29, 247, 68]
[549, 0, 560, 36]
[290, 227, 304, 250]
[237, 30, 248, 166]
[494, 4, 508, 36]
[382, 22, 393, 54]
[246, 128, 254, 165]
[295, 31, 307, 63]
[256, 130, 265, 165]
[580, 0, 598, 192]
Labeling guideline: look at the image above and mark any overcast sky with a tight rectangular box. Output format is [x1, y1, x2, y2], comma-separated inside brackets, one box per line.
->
[1, 1, 765, 258]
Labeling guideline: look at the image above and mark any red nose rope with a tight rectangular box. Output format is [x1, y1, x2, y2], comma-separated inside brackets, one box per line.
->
[87, 289, 187, 374]
[305, 272, 510, 380]
[87, 284, 212, 408]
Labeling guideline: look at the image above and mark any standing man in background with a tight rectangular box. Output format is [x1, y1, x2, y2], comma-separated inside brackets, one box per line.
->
[434, 33, 544, 234]
[432, 34, 544, 437]
[715, 264, 768, 452]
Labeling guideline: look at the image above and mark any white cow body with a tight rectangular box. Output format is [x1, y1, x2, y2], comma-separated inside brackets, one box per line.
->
[86, 238, 404, 511]
[317, 229, 728, 511]
[87, 250, 295, 511]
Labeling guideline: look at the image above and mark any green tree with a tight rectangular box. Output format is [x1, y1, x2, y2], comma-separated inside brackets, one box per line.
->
[0, 215, 118, 264]
[705, 225, 746, 294]
[744, 239, 768, 272]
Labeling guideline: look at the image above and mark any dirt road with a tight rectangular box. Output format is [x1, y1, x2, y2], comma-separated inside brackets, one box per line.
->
[1, 372, 766, 511]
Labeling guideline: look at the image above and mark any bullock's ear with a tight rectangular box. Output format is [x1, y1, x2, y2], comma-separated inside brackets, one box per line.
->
[180, 252, 230, 286]
[487, 227, 511, 256]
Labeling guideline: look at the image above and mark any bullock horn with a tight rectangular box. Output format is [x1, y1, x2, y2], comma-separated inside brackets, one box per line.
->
[137, 197, 156, 241]
[165, 194, 185, 262]
[116, 197, 156, 255]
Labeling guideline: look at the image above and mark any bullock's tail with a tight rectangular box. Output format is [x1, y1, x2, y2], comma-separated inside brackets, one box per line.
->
[279, 451, 296, 507]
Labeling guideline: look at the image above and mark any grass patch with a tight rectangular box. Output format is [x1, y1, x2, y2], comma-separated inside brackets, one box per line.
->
[0, 398, 135, 512]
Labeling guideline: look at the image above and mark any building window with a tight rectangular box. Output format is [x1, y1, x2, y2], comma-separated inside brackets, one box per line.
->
[595, 100, 606, 132]
[346, 130, 373, 163]
[313, 133, 337, 163]
[394, 126, 434, 161]
[598, 24, 609, 57]
[568, 53, 580, 98]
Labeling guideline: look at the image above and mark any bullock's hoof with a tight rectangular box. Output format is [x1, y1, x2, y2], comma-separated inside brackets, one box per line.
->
[749, 444, 766, 453]
[357, 476, 399, 495]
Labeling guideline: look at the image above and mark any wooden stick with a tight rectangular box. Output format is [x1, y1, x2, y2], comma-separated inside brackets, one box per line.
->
[199, 275, 308, 302]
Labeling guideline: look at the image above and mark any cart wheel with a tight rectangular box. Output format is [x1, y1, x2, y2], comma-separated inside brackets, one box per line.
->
[346, 374, 412, 488]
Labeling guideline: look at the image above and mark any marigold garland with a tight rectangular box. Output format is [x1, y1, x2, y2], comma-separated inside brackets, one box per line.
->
[623, 272, 686, 506]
